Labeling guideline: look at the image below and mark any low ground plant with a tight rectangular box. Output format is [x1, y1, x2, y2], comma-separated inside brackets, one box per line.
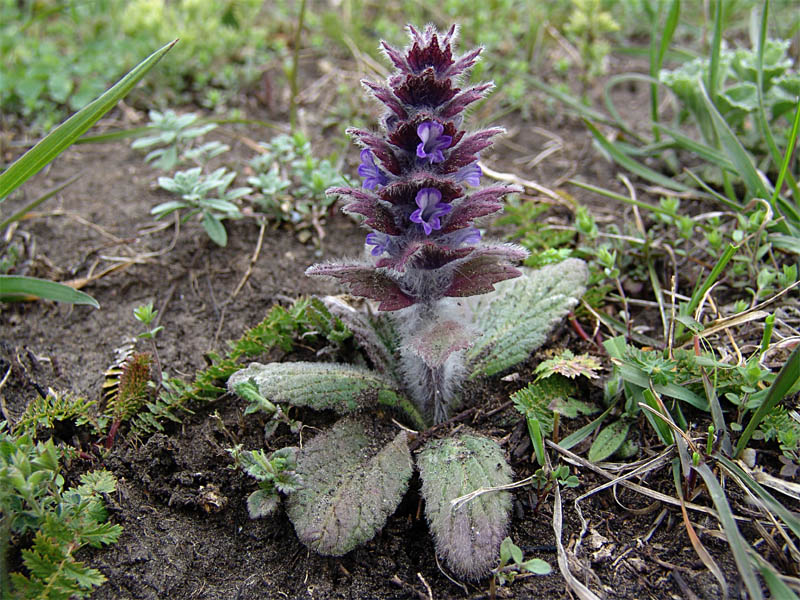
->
[246, 131, 347, 245]
[0, 422, 121, 599]
[229, 25, 587, 579]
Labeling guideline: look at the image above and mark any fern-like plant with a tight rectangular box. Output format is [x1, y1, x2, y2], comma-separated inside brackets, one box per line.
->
[229, 25, 588, 579]
[0, 423, 121, 599]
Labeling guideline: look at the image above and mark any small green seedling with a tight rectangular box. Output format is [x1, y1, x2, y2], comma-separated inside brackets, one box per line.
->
[489, 536, 551, 596]
[131, 110, 225, 171]
[133, 302, 163, 340]
[153, 167, 251, 246]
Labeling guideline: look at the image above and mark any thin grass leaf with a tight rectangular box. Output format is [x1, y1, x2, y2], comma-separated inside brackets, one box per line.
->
[615, 363, 708, 409]
[75, 126, 154, 145]
[0, 40, 177, 201]
[707, 0, 723, 102]
[753, 553, 800, 600]
[527, 416, 545, 466]
[770, 98, 800, 224]
[671, 459, 729, 598]
[698, 81, 771, 201]
[0, 172, 81, 230]
[683, 168, 743, 211]
[526, 77, 621, 132]
[559, 401, 617, 450]
[569, 178, 677, 216]
[583, 120, 694, 193]
[642, 388, 674, 445]
[0, 275, 99, 307]
[694, 462, 763, 600]
[602, 73, 659, 140]
[735, 344, 800, 458]
[700, 367, 733, 456]
[603, 73, 661, 142]
[756, 0, 800, 210]
[650, 0, 681, 137]
[654, 123, 734, 171]
[716, 455, 800, 539]
[682, 243, 737, 333]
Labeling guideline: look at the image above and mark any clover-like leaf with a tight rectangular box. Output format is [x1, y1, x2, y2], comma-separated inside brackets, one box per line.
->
[417, 433, 512, 579]
[286, 418, 413, 555]
[466, 259, 588, 378]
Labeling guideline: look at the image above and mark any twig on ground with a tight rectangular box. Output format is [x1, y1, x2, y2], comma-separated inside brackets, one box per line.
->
[0, 364, 12, 424]
[417, 573, 434, 600]
[230, 221, 266, 300]
[478, 161, 569, 206]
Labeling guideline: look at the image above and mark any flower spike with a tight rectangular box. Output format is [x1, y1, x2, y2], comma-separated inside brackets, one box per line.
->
[310, 25, 525, 310]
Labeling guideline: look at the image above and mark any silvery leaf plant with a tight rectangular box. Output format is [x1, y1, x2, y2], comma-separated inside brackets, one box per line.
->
[229, 25, 588, 579]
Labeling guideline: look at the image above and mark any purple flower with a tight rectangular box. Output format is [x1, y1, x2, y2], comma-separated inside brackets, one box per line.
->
[454, 161, 482, 187]
[416, 121, 452, 164]
[449, 227, 482, 246]
[410, 188, 452, 235]
[366, 232, 392, 256]
[358, 149, 388, 189]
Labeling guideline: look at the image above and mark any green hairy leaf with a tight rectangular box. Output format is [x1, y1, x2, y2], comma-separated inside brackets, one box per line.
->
[467, 260, 589, 378]
[417, 434, 513, 579]
[228, 362, 399, 414]
[588, 419, 631, 463]
[286, 418, 413, 555]
[511, 376, 578, 435]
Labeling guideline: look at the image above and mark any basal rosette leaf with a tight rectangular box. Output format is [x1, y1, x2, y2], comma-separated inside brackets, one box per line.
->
[228, 362, 426, 429]
[418, 433, 513, 579]
[286, 418, 413, 556]
[228, 362, 399, 413]
[466, 259, 589, 378]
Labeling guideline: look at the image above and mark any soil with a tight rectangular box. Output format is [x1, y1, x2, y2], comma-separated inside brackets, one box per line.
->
[0, 55, 780, 599]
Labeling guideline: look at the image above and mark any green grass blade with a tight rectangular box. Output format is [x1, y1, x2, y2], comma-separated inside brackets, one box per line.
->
[770, 98, 800, 223]
[526, 77, 629, 132]
[616, 363, 708, 409]
[650, 0, 681, 137]
[75, 126, 154, 145]
[603, 73, 659, 143]
[559, 401, 617, 450]
[683, 168, 743, 211]
[698, 81, 771, 201]
[0, 40, 177, 201]
[527, 417, 546, 466]
[756, 0, 800, 215]
[568, 178, 675, 216]
[735, 343, 800, 458]
[641, 388, 674, 445]
[654, 123, 734, 171]
[707, 0, 723, 102]
[694, 462, 763, 600]
[0, 275, 99, 307]
[0, 172, 82, 230]
[684, 243, 737, 324]
[716, 455, 800, 539]
[583, 119, 694, 193]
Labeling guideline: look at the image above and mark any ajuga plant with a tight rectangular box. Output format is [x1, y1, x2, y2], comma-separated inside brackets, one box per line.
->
[229, 25, 588, 579]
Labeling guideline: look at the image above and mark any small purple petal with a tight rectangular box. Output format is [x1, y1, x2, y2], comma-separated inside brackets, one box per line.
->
[410, 188, 452, 235]
[357, 149, 388, 190]
[416, 121, 452, 164]
[449, 227, 482, 246]
[366, 232, 392, 256]
[455, 162, 482, 187]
